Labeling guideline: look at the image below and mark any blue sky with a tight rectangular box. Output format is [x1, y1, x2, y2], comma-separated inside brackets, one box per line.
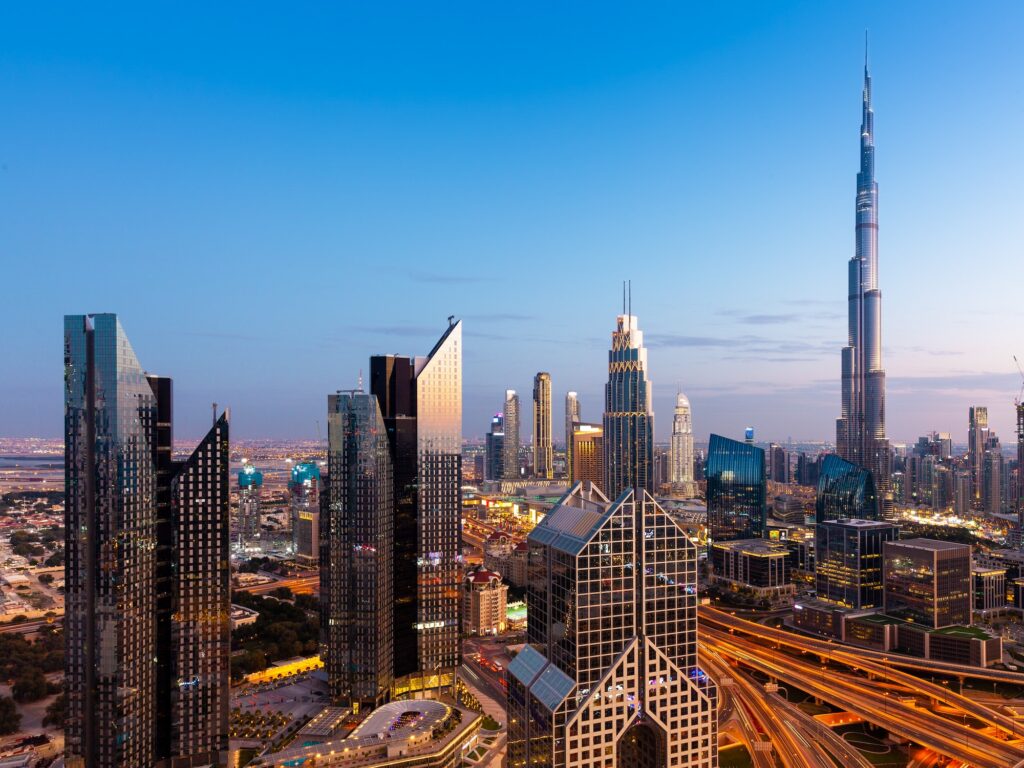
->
[1, 2, 1022, 444]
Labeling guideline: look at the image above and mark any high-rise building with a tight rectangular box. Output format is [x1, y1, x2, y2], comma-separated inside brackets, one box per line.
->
[507, 483, 717, 768]
[954, 470, 972, 517]
[503, 389, 521, 480]
[369, 319, 462, 685]
[883, 539, 971, 629]
[602, 311, 653, 499]
[571, 423, 603, 488]
[769, 443, 789, 483]
[670, 391, 695, 496]
[836, 49, 892, 519]
[815, 454, 878, 523]
[237, 464, 263, 549]
[1017, 403, 1024, 542]
[533, 372, 553, 479]
[815, 519, 897, 609]
[983, 435, 1003, 515]
[564, 391, 580, 478]
[969, 405, 990, 509]
[485, 412, 505, 482]
[706, 434, 767, 544]
[64, 314, 229, 768]
[290, 462, 321, 565]
[323, 391, 394, 710]
[167, 412, 231, 764]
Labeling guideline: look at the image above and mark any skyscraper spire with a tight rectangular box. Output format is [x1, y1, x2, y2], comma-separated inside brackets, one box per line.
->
[837, 43, 891, 518]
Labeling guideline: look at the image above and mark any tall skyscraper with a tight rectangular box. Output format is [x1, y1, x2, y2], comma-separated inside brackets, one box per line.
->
[603, 309, 653, 499]
[237, 463, 263, 549]
[507, 484, 717, 768]
[706, 434, 767, 544]
[836, 47, 892, 518]
[369, 319, 462, 685]
[983, 435, 1003, 515]
[769, 443, 789, 484]
[485, 412, 505, 482]
[290, 462, 321, 565]
[969, 405, 990, 508]
[564, 390, 580, 478]
[324, 391, 394, 710]
[1017, 403, 1024, 542]
[64, 314, 229, 768]
[532, 372, 553, 479]
[670, 391, 695, 495]
[503, 389, 520, 480]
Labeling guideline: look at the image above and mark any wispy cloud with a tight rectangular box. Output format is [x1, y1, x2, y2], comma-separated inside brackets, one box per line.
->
[349, 324, 435, 337]
[647, 332, 834, 357]
[409, 270, 490, 285]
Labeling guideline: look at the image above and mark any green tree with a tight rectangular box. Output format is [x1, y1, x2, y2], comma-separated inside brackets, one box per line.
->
[43, 693, 66, 728]
[0, 696, 21, 736]
[13, 668, 50, 702]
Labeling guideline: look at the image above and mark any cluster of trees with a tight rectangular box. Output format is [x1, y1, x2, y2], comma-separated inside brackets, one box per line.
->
[230, 592, 320, 681]
[0, 626, 63, 681]
[0, 697, 20, 736]
[8, 528, 64, 566]
[237, 556, 284, 575]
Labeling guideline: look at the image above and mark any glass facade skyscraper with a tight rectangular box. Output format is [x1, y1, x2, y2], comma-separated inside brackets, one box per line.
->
[64, 314, 229, 768]
[485, 412, 505, 481]
[705, 434, 767, 544]
[369, 319, 462, 686]
[602, 313, 653, 500]
[836, 49, 893, 519]
[324, 392, 394, 709]
[533, 372, 553, 479]
[503, 389, 521, 480]
[815, 454, 878, 523]
[507, 484, 717, 768]
[237, 464, 263, 549]
[565, 391, 579, 479]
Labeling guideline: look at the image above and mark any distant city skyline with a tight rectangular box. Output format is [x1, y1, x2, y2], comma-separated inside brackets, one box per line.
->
[3, 4, 1023, 443]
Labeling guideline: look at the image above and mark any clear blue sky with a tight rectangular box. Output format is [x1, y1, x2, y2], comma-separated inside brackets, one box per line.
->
[2, 2, 1022, 444]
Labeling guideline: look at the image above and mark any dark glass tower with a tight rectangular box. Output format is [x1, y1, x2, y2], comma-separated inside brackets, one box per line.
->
[836, 44, 893, 518]
[815, 518, 897, 609]
[65, 314, 159, 768]
[64, 314, 229, 768]
[369, 320, 462, 685]
[324, 392, 394, 709]
[167, 412, 231, 764]
[705, 434, 767, 544]
[815, 454, 878, 523]
[602, 311, 653, 499]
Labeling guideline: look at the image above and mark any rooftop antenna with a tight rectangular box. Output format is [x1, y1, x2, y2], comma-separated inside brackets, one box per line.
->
[864, 29, 869, 69]
[357, 369, 364, 392]
[628, 279, 632, 318]
[622, 281, 626, 315]
[448, 314, 455, 327]
[211, 402, 217, 426]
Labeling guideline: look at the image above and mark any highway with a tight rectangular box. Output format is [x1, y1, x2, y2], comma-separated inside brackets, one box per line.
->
[702, 605, 1024, 685]
[699, 651, 774, 768]
[234, 575, 319, 596]
[0, 617, 60, 634]
[701, 607, 1024, 739]
[703, 625, 1024, 768]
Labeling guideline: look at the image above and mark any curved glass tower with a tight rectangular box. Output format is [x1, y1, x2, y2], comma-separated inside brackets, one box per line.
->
[837, 44, 892, 517]
[815, 453, 878, 523]
[705, 434, 767, 544]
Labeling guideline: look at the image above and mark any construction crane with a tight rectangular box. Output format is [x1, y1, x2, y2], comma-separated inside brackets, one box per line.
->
[1015, 356, 1024, 406]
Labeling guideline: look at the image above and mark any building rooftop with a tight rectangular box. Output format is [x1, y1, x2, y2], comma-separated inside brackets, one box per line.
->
[887, 538, 970, 552]
[711, 538, 789, 557]
[826, 518, 898, 529]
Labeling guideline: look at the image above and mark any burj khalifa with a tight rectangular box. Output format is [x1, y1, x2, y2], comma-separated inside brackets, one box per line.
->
[836, 44, 893, 518]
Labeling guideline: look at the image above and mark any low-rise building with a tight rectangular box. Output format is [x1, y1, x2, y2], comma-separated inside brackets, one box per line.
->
[230, 603, 260, 630]
[250, 699, 480, 768]
[711, 538, 795, 604]
[462, 567, 508, 636]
